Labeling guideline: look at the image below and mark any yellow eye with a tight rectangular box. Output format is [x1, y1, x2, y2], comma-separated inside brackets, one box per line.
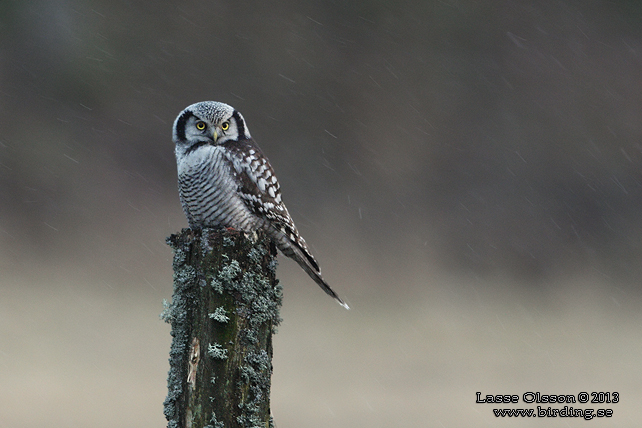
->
[195, 121, 206, 130]
[221, 121, 230, 131]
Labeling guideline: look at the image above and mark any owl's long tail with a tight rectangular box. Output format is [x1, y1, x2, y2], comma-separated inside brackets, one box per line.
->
[269, 227, 349, 310]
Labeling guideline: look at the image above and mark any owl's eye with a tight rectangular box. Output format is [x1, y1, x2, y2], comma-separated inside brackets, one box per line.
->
[221, 121, 230, 131]
[195, 121, 206, 130]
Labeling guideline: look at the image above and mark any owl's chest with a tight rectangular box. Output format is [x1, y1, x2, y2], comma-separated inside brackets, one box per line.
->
[178, 147, 233, 188]
[177, 147, 252, 228]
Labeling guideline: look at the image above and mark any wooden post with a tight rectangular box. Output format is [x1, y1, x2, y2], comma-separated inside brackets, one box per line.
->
[162, 228, 282, 428]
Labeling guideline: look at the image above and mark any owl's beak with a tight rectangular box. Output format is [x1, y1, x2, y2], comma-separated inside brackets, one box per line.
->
[212, 129, 218, 142]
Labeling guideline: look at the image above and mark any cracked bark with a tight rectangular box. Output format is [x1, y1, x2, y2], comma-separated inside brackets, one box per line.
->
[163, 228, 282, 428]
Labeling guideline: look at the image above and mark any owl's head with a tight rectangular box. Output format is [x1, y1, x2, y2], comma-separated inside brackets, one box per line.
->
[173, 101, 251, 152]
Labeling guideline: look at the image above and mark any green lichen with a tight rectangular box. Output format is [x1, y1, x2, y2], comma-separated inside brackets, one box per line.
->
[227, 265, 282, 330]
[219, 259, 242, 283]
[209, 306, 229, 323]
[247, 246, 265, 264]
[207, 342, 228, 360]
[238, 350, 272, 411]
[163, 232, 201, 428]
[209, 258, 241, 294]
[207, 411, 225, 428]
[164, 228, 281, 428]
[211, 232, 281, 427]
[210, 277, 223, 294]
[160, 299, 174, 323]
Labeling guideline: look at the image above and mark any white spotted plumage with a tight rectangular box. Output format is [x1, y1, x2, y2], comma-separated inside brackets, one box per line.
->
[172, 101, 348, 309]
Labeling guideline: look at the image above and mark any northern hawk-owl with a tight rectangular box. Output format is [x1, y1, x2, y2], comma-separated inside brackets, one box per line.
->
[172, 101, 348, 309]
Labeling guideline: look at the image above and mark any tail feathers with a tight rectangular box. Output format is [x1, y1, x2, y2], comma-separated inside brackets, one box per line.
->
[294, 248, 350, 310]
[272, 229, 349, 309]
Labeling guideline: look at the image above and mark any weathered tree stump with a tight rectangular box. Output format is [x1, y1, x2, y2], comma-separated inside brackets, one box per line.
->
[162, 228, 282, 428]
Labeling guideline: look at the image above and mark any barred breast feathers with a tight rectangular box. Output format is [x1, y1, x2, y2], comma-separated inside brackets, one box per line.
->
[177, 145, 254, 230]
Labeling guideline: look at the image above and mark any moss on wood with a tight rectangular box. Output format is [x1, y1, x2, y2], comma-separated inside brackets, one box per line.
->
[163, 228, 282, 428]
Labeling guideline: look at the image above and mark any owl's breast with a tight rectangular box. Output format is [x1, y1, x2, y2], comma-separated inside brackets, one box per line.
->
[177, 146, 256, 230]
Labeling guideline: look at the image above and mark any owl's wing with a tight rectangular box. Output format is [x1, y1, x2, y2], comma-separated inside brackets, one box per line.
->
[222, 139, 348, 309]
[223, 140, 298, 240]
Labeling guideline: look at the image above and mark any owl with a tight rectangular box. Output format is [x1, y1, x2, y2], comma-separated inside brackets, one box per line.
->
[172, 101, 348, 309]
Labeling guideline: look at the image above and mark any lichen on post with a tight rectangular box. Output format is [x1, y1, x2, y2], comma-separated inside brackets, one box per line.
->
[162, 228, 282, 428]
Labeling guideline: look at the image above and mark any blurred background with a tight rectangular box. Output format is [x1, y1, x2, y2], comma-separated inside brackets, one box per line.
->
[1, 0, 641, 426]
